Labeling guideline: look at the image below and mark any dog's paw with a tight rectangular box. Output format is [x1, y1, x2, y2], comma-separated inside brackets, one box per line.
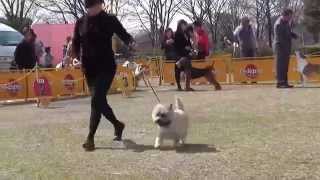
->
[154, 137, 161, 149]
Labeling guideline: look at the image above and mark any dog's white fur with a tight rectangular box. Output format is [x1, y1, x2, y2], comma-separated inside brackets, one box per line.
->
[296, 51, 308, 74]
[151, 97, 188, 149]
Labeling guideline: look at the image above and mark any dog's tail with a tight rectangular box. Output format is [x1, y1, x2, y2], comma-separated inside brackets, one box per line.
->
[175, 96, 184, 111]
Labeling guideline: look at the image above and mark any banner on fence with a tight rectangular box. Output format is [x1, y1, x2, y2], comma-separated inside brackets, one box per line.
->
[0, 71, 28, 100]
[232, 55, 320, 83]
[232, 57, 275, 82]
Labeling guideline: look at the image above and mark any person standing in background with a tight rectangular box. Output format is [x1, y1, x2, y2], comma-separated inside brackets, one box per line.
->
[14, 29, 37, 70]
[193, 19, 210, 59]
[161, 28, 177, 61]
[174, 20, 194, 91]
[273, 9, 298, 89]
[233, 17, 257, 58]
[43, 47, 53, 68]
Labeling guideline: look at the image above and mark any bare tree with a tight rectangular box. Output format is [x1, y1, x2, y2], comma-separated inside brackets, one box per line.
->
[35, 0, 128, 23]
[0, 0, 38, 31]
[304, 0, 320, 43]
[179, 0, 206, 22]
[204, 0, 228, 45]
[129, 0, 181, 48]
[178, 0, 228, 49]
[251, 0, 304, 47]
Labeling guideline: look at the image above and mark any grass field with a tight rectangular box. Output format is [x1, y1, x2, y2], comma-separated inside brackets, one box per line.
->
[1, 85, 320, 180]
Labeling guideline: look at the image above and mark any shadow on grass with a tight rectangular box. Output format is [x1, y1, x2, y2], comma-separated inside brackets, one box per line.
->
[96, 139, 218, 154]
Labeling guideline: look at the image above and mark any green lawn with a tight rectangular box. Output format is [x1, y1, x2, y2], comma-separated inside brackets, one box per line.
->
[1, 85, 320, 180]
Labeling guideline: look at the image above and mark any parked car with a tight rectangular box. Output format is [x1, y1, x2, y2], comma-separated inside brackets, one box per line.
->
[0, 23, 23, 70]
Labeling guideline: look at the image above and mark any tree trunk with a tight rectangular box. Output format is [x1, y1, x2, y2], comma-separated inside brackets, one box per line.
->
[266, 0, 273, 48]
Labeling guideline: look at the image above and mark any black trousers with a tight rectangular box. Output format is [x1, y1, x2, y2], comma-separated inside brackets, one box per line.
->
[275, 46, 291, 85]
[240, 48, 255, 58]
[175, 64, 182, 89]
[85, 70, 120, 140]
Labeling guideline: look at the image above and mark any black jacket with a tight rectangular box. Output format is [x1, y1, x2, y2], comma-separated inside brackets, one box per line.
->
[73, 11, 133, 76]
[14, 40, 37, 70]
[174, 31, 191, 58]
[161, 38, 176, 60]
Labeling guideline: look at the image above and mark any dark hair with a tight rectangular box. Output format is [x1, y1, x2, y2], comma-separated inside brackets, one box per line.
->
[45, 47, 51, 53]
[26, 29, 36, 38]
[193, 19, 203, 27]
[186, 25, 194, 34]
[66, 36, 72, 41]
[282, 9, 293, 16]
[85, 0, 104, 8]
[164, 28, 174, 40]
[176, 19, 188, 34]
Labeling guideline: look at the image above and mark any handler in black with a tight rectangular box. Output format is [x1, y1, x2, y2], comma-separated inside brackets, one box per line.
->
[72, 0, 134, 151]
[273, 9, 298, 88]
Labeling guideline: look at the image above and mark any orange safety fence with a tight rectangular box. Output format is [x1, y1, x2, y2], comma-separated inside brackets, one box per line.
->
[26, 68, 85, 99]
[231, 55, 320, 83]
[1, 55, 320, 102]
[0, 66, 135, 102]
[0, 70, 29, 101]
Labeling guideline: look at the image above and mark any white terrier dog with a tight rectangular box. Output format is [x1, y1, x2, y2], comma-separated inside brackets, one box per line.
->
[151, 97, 189, 149]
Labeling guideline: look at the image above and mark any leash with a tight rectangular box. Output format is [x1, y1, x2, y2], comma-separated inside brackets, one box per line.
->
[124, 53, 161, 103]
[143, 72, 161, 103]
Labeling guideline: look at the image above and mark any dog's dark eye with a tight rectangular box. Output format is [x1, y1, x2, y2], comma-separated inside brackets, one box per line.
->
[161, 114, 166, 117]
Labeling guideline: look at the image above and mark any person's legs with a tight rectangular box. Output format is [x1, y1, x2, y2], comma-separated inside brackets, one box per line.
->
[83, 71, 125, 151]
[93, 71, 125, 141]
[182, 57, 193, 91]
[247, 49, 255, 58]
[174, 65, 182, 90]
[240, 48, 246, 58]
[83, 76, 100, 151]
[276, 47, 285, 85]
[276, 47, 292, 88]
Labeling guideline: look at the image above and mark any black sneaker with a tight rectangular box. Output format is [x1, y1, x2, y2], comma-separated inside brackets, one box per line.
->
[114, 122, 125, 141]
[82, 140, 95, 152]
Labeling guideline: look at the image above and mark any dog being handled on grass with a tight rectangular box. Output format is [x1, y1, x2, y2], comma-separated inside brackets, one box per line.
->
[152, 97, 189, 149]
[296, 51, 320, 86]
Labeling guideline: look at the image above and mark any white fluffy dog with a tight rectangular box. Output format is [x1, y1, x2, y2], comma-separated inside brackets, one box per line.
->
[151, 97, 189, 149]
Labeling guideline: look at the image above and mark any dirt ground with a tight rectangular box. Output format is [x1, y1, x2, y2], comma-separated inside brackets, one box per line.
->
[1, 85, 320, 180]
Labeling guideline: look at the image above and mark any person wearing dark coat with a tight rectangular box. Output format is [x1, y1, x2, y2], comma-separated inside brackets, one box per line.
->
[161, 28, 177, 60]
[273, 9, 298, 88]
[72, 0, 134, 151]
[14, 30, 37, 70]
[174, 20, 193, 91]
